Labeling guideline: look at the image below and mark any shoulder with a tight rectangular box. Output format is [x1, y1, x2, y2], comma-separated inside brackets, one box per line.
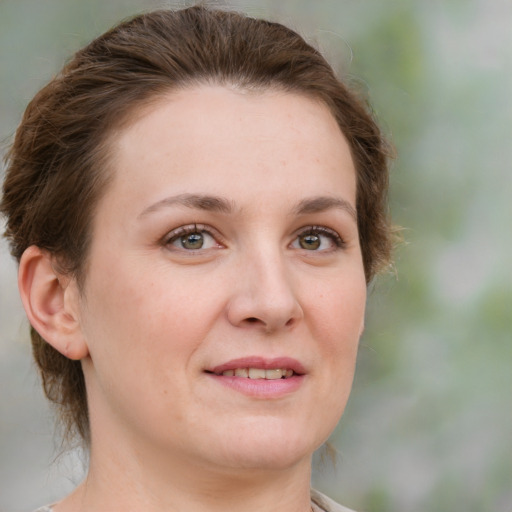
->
[311, 489, 358, 512]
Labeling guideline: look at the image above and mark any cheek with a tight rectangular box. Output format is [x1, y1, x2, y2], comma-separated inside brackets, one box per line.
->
[79, 260, 222, 422]
[308, 273, 366, 344]
[81, 256, 224, 366]
[307, 272, 366, 391]
[297, 273, 366, 444]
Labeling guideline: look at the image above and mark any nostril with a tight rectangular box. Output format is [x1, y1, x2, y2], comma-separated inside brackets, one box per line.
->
[246, 317, 259, 323]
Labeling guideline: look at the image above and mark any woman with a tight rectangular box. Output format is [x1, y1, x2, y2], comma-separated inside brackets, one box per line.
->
[1, 5, 392, 512]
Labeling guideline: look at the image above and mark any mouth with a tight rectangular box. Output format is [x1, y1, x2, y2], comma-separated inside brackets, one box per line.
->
[205, 360, 305, 398]
[209, 367, 295, 379]
[205, 356, 306, 387]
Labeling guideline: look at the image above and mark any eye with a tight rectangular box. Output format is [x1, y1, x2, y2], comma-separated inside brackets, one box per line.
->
[166, 224, 220, 251]
[292, 226, 344, 252]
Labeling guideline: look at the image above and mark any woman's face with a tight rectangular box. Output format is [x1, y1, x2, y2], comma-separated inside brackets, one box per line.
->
[76, 86, 366, 472]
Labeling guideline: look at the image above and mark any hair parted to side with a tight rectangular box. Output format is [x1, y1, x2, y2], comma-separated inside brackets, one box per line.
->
[1, 5, 393, 445]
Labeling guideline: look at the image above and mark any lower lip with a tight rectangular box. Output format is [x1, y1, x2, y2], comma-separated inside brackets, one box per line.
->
[207, 374, 304, 398]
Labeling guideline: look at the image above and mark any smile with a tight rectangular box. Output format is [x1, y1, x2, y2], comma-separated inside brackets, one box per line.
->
[216, 368, 294, 379]
[206, 357, 306, 398]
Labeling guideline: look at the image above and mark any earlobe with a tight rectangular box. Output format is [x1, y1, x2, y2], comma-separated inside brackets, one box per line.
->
[18, 246, 89, 360]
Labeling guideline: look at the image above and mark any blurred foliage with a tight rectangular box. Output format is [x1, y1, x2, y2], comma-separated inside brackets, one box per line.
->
[1, 1, 511, 511]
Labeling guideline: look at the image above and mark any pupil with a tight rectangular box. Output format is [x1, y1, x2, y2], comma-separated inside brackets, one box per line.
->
[300, 234, 320, 250]
[182, 232, 203, 249]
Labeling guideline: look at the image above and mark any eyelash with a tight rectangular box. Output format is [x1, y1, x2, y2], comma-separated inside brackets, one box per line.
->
[163, 223, 223, 250]
[294, 225, 346, 250]
[162, 224, 346, 252]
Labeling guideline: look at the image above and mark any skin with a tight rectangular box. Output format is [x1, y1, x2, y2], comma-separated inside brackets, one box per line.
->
[20, 85, 367, 512]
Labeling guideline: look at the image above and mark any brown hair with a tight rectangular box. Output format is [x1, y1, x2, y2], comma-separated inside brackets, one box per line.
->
[1, 5, 393, 444]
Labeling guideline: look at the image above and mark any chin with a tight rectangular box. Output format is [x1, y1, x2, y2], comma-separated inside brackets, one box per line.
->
[209, 419, 324, 472]
[222, 445, 312, 472]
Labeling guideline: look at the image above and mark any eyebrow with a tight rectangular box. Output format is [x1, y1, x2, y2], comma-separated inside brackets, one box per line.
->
[139, 193, 234, 218]
[139, 193, 356, 221]
[293, 196, 357, 221]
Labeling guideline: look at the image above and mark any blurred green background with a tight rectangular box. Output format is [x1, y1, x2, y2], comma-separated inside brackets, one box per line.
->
[0, 1, 510, 511]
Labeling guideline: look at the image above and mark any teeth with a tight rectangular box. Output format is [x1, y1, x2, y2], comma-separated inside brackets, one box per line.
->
[248, 368, 266, 379]
[221, 368, 293, 379]
[265, 369, 284, 380]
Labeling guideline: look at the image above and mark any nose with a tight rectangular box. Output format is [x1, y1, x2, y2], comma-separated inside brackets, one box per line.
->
[226, 251, 304, 333]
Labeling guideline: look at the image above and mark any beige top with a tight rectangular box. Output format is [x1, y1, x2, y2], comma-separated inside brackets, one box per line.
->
[311, 489, 357, 512]
[35, 489, 356, 512]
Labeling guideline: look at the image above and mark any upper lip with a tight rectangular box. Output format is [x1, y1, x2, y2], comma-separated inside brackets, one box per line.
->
[208, 356, 306, 375]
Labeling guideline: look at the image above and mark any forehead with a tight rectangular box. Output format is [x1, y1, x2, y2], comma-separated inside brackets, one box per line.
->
[103, 85, 356, 213]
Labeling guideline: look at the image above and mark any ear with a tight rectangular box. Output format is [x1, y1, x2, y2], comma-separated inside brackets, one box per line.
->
[18, 246, 89, 360]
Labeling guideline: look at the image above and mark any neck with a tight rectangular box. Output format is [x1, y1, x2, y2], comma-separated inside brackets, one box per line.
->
[56, 430, 314, 512]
